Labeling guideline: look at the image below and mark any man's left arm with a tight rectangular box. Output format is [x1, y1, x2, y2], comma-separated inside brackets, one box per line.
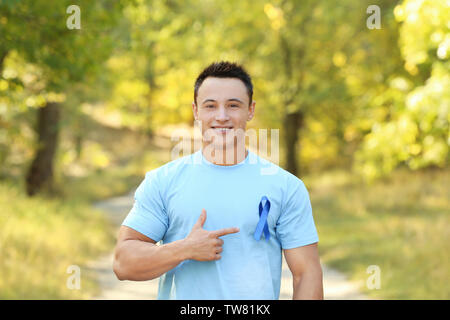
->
[284, 242, 323, 300]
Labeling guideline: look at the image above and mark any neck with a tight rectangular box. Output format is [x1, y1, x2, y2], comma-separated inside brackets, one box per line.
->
[201, 143, 248, 166]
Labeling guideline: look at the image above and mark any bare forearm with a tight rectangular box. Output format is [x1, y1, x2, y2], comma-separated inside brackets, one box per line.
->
[113, 239, 188, 281]
[292, 271, 324, 300]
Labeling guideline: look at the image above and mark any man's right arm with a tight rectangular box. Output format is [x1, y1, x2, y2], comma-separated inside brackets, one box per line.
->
[113, 209, 239, 281]
[113, 225, 190, 281]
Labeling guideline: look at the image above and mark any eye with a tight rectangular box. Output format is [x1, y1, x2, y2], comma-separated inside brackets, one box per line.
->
[230, 104, 240, 108]
[205, 104, 215, 108]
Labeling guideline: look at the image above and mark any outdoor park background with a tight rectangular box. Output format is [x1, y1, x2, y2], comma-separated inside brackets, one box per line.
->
[0, 0, 448, 299]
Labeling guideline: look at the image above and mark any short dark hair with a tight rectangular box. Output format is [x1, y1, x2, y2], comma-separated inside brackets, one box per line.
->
[194, 61, 253, 106]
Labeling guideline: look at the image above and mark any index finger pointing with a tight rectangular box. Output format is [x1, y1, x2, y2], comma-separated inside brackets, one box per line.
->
[211, 227, 240, 238]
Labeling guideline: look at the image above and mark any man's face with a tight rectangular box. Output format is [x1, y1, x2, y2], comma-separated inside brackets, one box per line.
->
[192, 77, 255, 150]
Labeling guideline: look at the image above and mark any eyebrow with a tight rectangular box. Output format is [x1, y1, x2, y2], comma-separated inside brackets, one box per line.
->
[201, 98, 244, 104]
[228, 98, 244, 104]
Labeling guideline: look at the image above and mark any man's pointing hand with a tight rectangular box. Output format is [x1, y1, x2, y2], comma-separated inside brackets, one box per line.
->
[184, 209, 239, 261]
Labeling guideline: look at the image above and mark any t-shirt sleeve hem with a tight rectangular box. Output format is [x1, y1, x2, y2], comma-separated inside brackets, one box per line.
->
[121, 215, 163, 243]
[281, 236, 319, 250]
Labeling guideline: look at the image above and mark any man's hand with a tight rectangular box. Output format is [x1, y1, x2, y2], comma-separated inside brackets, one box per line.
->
[183, 209, 239, 261]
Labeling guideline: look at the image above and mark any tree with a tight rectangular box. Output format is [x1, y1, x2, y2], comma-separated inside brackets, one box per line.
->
[354, 0, 449, 180]
[0, 0, 128, 195]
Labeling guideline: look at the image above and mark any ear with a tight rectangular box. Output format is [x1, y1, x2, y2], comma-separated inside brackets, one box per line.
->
[247, 101, 256, 121]
[192, 101, 198, 120]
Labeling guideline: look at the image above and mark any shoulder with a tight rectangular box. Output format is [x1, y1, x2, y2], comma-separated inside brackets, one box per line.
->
[136, 153, 195, 200]
[143, 152, 196, 184]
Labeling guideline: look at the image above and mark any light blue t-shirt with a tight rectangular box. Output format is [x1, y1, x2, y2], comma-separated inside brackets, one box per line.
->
[122, 149, 319, 300]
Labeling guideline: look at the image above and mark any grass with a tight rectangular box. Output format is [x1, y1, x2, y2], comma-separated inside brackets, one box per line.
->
[0, 182, 116, 299]
[305, 167, 450, 299]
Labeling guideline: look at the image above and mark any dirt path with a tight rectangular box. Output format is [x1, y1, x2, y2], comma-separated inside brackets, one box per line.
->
[87, 192, 369, 300]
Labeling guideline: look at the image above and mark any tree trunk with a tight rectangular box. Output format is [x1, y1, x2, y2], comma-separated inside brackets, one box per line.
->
[75, 133, 83, 160]
[0, 50, 8, 75]
[26, 102, 61, 196]
[145, 56, 157, 139]
[283, 110, 304, 176]
[279, 34, 303, 176]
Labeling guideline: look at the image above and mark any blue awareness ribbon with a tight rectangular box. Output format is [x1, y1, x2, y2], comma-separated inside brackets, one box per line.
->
[253, 196, 271, 241]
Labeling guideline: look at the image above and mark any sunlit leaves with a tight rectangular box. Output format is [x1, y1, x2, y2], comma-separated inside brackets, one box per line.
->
[356, 62, 449, 180]
[395, 0, 450, 68]
[264, 3, 285, 31]
[353, 0, 449, 180]
[0, 0, 447, 181]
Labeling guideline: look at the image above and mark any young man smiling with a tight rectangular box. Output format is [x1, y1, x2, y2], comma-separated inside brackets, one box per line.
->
[113, 61, 323, 300]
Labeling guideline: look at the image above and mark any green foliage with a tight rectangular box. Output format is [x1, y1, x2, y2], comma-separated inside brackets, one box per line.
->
[395, 0, 449, 68]
[2, 0, 447, 179]
[0, 0, 126, 89]
[354, 0, 449, 180]
[0, 0, 129, 178]
[356, 63, 449, 180]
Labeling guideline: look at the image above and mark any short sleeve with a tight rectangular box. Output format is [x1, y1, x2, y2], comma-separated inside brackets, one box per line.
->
[121, 169, 168, 242]
[276, 178, 319, 249]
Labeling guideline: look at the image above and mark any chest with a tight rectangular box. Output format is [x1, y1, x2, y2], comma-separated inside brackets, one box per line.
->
[163, 175, 284, 242]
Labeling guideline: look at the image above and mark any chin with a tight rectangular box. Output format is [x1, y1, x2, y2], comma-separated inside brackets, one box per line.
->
[212, 141, 234, 149]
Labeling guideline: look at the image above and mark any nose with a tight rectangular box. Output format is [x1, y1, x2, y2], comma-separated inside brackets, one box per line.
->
[215, 105, 230, 122]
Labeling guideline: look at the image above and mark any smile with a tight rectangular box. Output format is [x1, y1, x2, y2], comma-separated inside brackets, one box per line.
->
[212, 127, 233, 133]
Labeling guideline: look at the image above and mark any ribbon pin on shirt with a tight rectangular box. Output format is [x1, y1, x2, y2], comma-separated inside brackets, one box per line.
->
[253, 196, 271, 241]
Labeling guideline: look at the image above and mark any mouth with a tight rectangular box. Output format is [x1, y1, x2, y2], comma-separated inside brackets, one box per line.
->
[211, 126, 233, 133]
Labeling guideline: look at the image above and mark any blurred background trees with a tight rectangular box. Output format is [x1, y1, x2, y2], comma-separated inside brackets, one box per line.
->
[0, 0, 127, 194]
[1, 0, 447, 196]
[0, 0, 448, 300]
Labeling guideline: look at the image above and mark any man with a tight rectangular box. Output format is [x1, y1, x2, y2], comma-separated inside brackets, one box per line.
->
[113, 61, 323, 299]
